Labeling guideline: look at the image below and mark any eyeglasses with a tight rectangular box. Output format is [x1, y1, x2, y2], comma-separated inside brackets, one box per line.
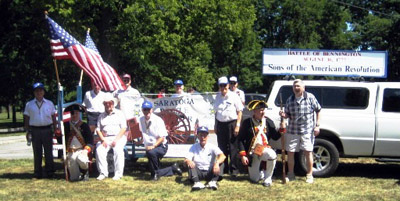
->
[198, 133, 208, 138]
[219, 84, 227, 88]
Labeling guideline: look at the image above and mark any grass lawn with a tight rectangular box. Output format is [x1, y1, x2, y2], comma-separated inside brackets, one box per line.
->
[0, 157, 399, 201]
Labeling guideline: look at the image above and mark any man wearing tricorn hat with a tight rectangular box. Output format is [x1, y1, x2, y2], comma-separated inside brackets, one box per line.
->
[63, 103, 93, 181]
[24, 82, 59, 179]
[95, 94, 127, 181]
[184, 126, 226, 191]
[237, 100, 280, 187]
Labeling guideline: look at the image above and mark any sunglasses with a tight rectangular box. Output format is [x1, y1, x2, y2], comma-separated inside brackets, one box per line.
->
[219, 84, 227, 88]
[142, 108, 151, 112]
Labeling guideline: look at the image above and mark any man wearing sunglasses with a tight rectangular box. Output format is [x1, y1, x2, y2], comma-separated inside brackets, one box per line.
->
[213, 76, 243, 177]
[138, 100, 183, 181]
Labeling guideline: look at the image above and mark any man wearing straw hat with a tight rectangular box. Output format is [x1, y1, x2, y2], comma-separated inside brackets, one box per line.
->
[95, 94, 127, 181]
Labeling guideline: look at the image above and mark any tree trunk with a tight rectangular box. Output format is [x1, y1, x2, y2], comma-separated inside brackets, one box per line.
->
[12, 105, 16, 125]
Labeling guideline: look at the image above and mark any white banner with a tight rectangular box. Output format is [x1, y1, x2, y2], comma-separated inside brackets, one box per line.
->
[128, 94, 217, 132]
[262, 49, 388, 78]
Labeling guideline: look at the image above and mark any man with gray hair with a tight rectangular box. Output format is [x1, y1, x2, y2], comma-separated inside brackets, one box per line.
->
[279, 79, 321, 183]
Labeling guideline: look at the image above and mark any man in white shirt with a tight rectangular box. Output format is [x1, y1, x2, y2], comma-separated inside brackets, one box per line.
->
[95, 94, 127, 181]
[171, 79, 187, 98]
[214, 76, 244, 176]
[24, 82, 59, 179]
[113, 73, 141, 120]
[229, 76, 245, 106]
[138, 100, 182, 181]
[185, 126, 226, 191]
[82, 81, 106, 133]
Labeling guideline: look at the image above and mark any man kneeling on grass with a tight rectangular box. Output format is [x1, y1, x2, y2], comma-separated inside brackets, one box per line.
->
[184, 126, 226, 191]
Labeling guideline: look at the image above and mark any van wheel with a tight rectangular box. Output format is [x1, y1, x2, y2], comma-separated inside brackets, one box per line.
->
[297, 138, 339, 177]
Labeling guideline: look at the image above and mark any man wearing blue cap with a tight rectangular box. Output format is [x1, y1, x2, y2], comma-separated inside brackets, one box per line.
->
[184, 126, 226, 191]
[138, 100, 182, 181]
[24, 82, 59, 179]
[171, 79, 187, 97]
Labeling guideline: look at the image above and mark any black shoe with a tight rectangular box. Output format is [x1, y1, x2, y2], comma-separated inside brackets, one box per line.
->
[46, 173, 55, 179]
[33, 174, 42, 179]
[80, 171, 89, 181]
[172, 163, 183, 176]
[152, 174, 160, 181]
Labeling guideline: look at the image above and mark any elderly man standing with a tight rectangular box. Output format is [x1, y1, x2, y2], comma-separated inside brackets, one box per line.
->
[279, 79, 321, 183]
[138, 100, 182, 181]
[185, 126, 226, 191]
[171, 79, 187, 97]
[95, 94, 127, 181]
[113, 73, 141, 120]
[229, 76, 245, 106]
[238, 100, 280, 187]
[214, 76, 244, 176]
[64, 103, 93, 181]
[24, 82, 59, 179]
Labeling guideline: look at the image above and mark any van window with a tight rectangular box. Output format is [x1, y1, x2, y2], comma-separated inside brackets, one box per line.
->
[276, 86, 369, 109]
[382, 89, 400, 112]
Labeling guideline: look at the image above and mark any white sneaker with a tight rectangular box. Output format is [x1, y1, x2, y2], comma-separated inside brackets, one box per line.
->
[286, 172, 296, 182]
[207, 181, 218, 190]
[306, 174, 314, 184]
[112, 176, 122, 181]
[192, 182, 205, 190]
[97, 174, 107, 181]
[259, 171, 265, 181]
[263, 178, 272, 187]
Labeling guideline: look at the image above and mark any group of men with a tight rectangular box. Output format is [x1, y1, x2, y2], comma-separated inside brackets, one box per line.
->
[24, 75, 321, 189]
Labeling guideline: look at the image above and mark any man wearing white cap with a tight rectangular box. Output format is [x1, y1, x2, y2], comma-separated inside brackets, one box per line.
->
[185, 126, 226, 191]
[113, 73, 141, 120]
[95, 94, 127, 181]
[213, 76, 244, 176]
[229, 76, 245, 106]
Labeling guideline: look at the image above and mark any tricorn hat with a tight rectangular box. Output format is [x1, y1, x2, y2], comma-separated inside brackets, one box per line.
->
[64, 103, 86, 113]
[247, 100, 268, 111]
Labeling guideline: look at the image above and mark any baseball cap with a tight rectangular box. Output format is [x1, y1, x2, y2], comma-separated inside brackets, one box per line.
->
[218, 77, 228, 85]
[33, 82, 45, 90]
[197, 126, 209, 134]
[229, 76, 238, 82]
[122, 74, 131, 79]
[142, 100, 153, 109]
[174, 80, 184, 85]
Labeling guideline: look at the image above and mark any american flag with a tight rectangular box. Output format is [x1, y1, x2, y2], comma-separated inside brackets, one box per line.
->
[46, 15, 126, 91]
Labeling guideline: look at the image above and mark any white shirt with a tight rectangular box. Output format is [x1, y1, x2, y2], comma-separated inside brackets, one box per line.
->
[171, 92, 188, 98]
[214, 91, 244, 122]
[113, 86, 141, 119]
[96, 109, 127, 136]
[185, 143, 223, 171]
[24, 98, 55, 126]
[82, 90, 106, 113]
[139, 114, 168, 146]
[231, 88, 245, 105]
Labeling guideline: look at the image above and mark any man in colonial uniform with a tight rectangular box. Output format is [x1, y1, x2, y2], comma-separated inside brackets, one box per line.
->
[64, 103, 93, 181]
[237, 100, 281, 187]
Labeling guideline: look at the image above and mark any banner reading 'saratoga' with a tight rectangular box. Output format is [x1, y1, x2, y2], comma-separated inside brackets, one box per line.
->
[149, 93, 217, 132]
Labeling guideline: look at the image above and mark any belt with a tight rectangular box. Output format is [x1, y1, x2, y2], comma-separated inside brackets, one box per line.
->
[30, 125, 52, 129]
